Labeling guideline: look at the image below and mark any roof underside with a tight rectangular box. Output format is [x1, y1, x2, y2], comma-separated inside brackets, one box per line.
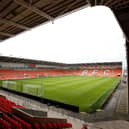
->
[0, 56, 66, 66]
[0, 0, 129, 41]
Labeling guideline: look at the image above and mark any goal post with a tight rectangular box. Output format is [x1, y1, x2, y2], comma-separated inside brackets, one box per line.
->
[22, 84, 44, 97]
[2, 80, 17, 90]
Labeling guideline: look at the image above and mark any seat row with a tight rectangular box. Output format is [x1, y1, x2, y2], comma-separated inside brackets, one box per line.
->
[0, 97, 24, 113]
[0, 113, 72, 129]
[0, 97, 73, 129]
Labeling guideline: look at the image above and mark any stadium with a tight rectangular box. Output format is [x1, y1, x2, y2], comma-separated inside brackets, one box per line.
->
[0, 0, 129, 129]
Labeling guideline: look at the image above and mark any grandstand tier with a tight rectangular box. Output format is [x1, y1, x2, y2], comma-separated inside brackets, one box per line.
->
[0, 57, 122, 113]
[0, 56, 122, 80]
[0, 68, 122, 80]
[0, 95, 73, 129]
[0, 57, 122, 80]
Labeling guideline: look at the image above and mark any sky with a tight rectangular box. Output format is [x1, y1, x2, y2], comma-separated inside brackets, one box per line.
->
[0, 6, 126, 66]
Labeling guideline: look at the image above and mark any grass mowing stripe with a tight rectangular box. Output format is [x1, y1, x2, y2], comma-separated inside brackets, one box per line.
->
[44, 77, 119, 112]
[44, 77, 99, 91]
[79, 78, 120, 112]
[6, 76, 120, 112]
[85, 78, 120, 112]
[44, 77, 101, 102]
[55, 77, 107, 94]
[17, 76, 84, 85]
[16, 77, 85, 88]
[47, 77, 107, 96]
[43, 76, 84, 83]
[44, 78, 114, 105]
[43, 77, 86, 85]
[45, 78, 109, 104]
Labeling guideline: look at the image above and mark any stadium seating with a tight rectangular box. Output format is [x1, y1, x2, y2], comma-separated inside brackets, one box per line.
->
[0, 68, 122, 80]
[0, 96, 73, 129]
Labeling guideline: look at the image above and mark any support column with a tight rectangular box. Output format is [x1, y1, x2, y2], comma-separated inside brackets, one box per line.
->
[126, 40, 129, 116]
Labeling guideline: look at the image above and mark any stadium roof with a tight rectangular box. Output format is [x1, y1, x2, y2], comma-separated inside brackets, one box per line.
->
[0, 56, 122, 68]
[0, 0, 129, 41]
[0, 56, 66, 66]
[68, 62, 122, 66]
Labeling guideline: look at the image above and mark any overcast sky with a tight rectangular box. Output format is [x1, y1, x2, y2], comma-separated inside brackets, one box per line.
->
[0, 6, 126, 66]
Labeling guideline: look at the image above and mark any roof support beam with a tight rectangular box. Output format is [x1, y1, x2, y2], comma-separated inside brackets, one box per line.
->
[59, 0, 91, 16]
[125, 40, 129, 117]
[14, 0, 54, 21]
[109, 0, 129, 8]
[0, 18, 30, 30]
[94, 0, 97, 5]
[86, 0, 91, 6]
[0, 32, 14, 37]
[59, 0, 80, 16]
[105, 0, 118, 6]
[104, 0, 114, 6]
[99, 0, 104, 5]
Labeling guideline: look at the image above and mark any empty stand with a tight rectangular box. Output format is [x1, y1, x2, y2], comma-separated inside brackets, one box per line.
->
[0, 68, 122, 81]
[0, 96, 73, 129]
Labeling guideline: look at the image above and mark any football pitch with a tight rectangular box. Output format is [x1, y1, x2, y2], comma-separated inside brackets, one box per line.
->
[13, 76, 120, 112]
[1, 76, 120, 112]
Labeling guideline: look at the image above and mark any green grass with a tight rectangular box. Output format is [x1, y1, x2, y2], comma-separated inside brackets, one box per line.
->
[0, 80, 2, 87]
[1, 76, 120, 112]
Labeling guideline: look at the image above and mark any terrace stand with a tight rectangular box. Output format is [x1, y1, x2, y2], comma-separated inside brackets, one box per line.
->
[12, 107, 47, 122]
[0, 97, 72, 129]
[12, 107, 67, 125]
